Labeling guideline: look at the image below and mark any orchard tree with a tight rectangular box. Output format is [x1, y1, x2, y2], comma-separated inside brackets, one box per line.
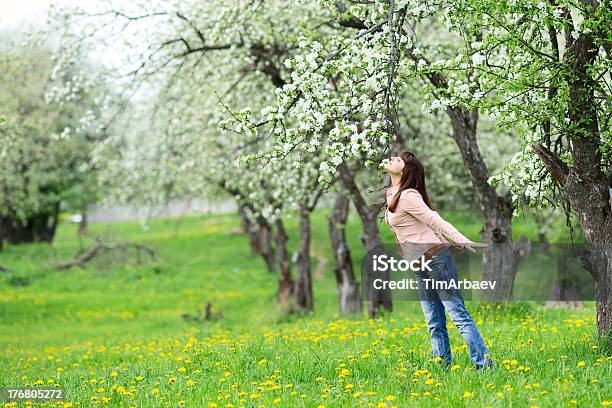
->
[426, 0, 611, 343]
[0, 40, 106, 248]
[216, 3, 522, 304]
[48, 0, 388, 315]
[87, 50, 332, 312]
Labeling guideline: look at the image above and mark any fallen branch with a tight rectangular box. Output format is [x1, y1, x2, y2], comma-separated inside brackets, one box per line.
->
[55, 240, 157, 270]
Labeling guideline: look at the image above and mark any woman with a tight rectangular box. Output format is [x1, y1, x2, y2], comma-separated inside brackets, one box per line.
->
[384, 151, 494, 371]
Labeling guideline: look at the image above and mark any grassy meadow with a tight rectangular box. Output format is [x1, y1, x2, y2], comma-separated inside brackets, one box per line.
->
[0, 208, 610, 407]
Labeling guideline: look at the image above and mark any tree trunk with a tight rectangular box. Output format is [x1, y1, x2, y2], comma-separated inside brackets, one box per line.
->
[239, 204, 276, 273]
[78, 208, 88, 237]
[3, 216, 34, 243]
[579, 246, 612, 349]
[594, 271, 611, 348]
[294, 210, 313, 311]
[545, 245, 584, 309]
[256, 216, 276, 272]
[480, 211, 530, 301]
[566, 30, 611, 344]
[446, 107, 530, 300]
[533, 27, 612, 343]
[239, 204, 259, 253]
[44, 202, 60, 242]
[275, 219, 294, 304]
[0, 216, 5, 252]
[2, 206, 60, 244]
[338, 162, 392, 317]
[328, 185, 361, 314]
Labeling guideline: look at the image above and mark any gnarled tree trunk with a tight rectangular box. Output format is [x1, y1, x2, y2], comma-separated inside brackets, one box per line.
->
[328, 184, 361, 314]
[294, 209, 313, 311]
[532, 24, 612, 344]
[338, 162, 392, 317]
[275, 219, 294, 304]
[1, 203, 61, 245]
[238, 205, 275, 273]
[446, 107, 530, 301]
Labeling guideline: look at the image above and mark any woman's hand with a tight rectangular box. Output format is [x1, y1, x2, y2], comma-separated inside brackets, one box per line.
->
[463, 242, 489, 253]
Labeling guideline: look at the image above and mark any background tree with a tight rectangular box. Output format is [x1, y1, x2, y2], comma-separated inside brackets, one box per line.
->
[0, 39, 106, 248]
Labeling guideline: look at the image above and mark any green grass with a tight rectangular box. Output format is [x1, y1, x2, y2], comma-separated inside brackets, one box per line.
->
[0, 209, 609, 407]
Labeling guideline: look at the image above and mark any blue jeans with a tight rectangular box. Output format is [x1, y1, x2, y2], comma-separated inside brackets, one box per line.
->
[415, 246, 493, 370]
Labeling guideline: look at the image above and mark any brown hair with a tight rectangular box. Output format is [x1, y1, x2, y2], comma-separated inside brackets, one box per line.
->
[387, 151, 433, 213]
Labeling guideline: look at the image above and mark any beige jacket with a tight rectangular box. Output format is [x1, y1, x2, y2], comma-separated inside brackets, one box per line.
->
[385, 186, 475, 258]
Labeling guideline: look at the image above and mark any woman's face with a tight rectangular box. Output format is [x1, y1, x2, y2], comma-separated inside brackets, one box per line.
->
[385, 156, 405, 175]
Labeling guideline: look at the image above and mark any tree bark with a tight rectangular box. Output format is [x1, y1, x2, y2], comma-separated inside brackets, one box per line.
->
[533, 25, 612, 343]
[338, 162, 392, 317]
[294, 209, 313, 311]
[2, 206, 60, 245]
[0, 216, 5, 252]
[579, 246, 612, 348]
[255, 216, 276, 273]
[328, 185, 361, 314]
[446, 107, 530, 300]
[239, 204, 258, 253]
[78, 208, 88, 237]
[238, 205, 276, 273]
[275, 219, 294, 304]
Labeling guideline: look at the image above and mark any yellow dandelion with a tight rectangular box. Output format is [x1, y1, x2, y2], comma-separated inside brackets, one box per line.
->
[577, 361, 586, 367]
[463, 391, 472, 398]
